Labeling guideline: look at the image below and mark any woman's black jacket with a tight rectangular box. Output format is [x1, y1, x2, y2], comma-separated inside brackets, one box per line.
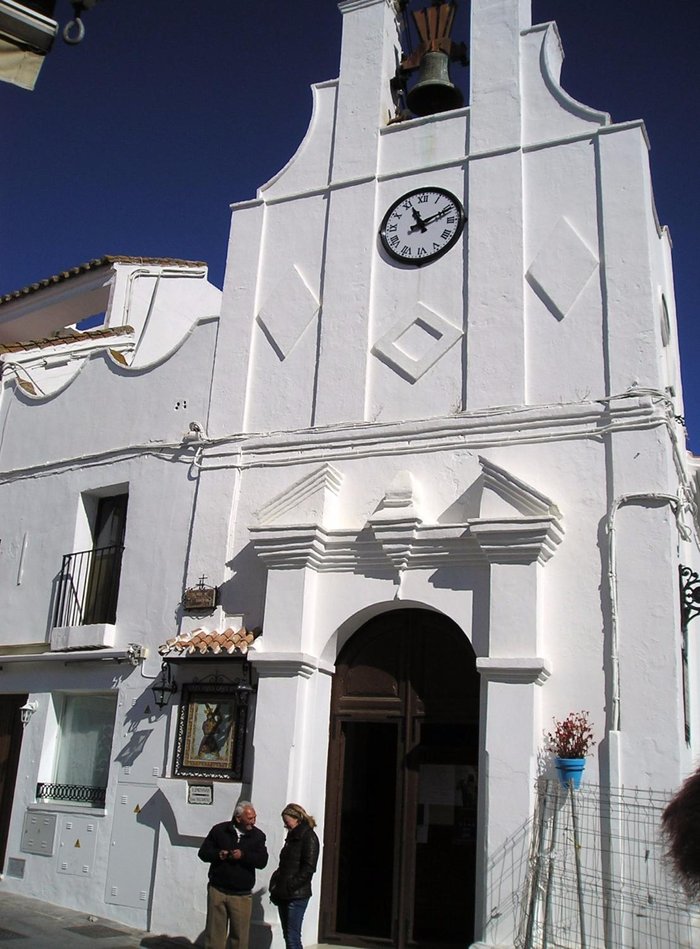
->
[270, 822, 320, 903]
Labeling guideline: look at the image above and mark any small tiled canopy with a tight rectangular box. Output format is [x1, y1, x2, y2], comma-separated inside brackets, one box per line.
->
[158, 627, 259, 657]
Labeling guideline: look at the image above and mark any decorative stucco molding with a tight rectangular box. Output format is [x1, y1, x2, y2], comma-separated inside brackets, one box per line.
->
[470, 516, 563, 565]
[251, 461, 563, 571]
[371, 302, 463, 383]
[256, 265, 320, 360]
[526, 217, 599, 321]
[255, 463, 343, 527]
[479, 455, 560, 518]
[249, 516, 561, 571]
[476, 657, 551, 686]
[249, 458, 563, 572]
[368, 471, 423, 570]
[248, 652, 334, 678]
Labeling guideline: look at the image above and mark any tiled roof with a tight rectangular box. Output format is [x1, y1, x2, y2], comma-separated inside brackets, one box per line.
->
[159, 626, 260, 657]
[0, 255, 208, 305]
[0, 324, 134, 355]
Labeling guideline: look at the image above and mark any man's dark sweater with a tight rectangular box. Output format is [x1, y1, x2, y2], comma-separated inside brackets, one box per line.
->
[198, 821, 268, 894]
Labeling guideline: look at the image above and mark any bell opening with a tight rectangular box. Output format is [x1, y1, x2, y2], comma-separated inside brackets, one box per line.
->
[406, 51, 464, 117]
[395, 3, 468, 120]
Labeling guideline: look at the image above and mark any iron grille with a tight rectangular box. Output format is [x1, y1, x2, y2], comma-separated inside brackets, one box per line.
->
[36, 782, 106, 808]
[53, 544, 124, 628]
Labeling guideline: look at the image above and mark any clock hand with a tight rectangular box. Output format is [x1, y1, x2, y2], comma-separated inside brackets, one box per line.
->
[420, 206, 453, 228]
[408, 205, 452, 233]
[411, 207, 427, 232]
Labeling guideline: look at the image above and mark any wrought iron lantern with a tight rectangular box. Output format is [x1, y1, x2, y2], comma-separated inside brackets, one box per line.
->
[152, 662, 178, 709]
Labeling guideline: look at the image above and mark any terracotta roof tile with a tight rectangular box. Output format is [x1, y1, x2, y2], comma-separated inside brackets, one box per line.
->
[158, 626, 260, 658]
[0, 324, 134, 355]
[0, 255, 208, 305]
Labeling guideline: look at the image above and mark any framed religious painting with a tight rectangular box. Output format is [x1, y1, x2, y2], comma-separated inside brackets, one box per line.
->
[173, 681, 249, 780]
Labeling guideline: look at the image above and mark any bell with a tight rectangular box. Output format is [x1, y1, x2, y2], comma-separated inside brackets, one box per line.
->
[406, 50, 463, 117]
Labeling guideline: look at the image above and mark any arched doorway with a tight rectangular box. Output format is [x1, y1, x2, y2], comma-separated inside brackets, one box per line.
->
[320, 609, 480, 948]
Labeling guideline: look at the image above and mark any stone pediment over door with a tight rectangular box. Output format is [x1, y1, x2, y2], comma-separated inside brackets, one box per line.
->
[249, 459, 564, 573]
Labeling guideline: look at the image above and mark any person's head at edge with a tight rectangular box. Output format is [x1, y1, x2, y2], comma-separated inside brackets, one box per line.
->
[281, 802, 316, 831]
[233, 801, 257, 832]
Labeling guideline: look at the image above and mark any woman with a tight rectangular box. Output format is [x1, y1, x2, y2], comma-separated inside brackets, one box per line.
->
[269, 803, 320, 949]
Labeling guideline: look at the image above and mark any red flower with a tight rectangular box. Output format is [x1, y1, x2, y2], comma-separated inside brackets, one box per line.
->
[546, 711, 595, 759]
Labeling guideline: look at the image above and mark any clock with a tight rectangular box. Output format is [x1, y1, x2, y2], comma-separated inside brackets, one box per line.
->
[379, 187, 465, 266]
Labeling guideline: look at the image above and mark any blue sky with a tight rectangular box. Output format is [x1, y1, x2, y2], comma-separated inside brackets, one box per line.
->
[1, 1, 698, 449]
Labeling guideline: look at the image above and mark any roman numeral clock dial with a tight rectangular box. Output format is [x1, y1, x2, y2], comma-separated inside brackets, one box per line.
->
[379, 187, 465, 266]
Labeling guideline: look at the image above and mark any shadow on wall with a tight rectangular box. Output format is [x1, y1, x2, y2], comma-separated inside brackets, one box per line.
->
[138, 888, 272, 948]
[220, 542, 267, 628]
[482, 810, 533, 946]
[136, 790, 271, 946]
[114, 686, 166, 768]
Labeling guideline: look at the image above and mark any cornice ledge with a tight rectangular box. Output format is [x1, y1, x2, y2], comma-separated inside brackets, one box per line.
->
[249, 522, 482, 571]
[368, 516, 421, 570]
[248, 652, 334, 678]
[476, 657, 551, 686]
[469, 516, 564, 564]
[249, 524, 329, 569]
[234, 395, 660, 464]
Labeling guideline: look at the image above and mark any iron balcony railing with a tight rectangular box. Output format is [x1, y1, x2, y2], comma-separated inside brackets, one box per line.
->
[36, 782, 106, 808]
[53, 544, 124, 628]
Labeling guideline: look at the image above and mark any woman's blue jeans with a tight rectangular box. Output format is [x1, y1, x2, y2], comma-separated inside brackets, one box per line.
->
[278, 897, 310, 949]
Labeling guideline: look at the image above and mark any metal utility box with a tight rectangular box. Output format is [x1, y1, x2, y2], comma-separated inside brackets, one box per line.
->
[21, 811, 57, 856]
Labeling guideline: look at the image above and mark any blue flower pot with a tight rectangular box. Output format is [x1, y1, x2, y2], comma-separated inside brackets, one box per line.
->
[555, 756, 585, 789]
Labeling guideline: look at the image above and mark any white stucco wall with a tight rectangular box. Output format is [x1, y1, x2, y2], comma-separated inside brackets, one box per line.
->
[0, 1, 697, 947]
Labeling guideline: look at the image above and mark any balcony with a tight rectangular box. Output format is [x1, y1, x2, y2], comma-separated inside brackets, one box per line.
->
[51, 545, 124, 650]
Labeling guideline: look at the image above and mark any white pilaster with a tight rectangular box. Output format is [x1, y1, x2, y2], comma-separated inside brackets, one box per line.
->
[466, 148, 526, 410]
[333, 0, 400, 182]
[248, 654, 334, 948]
[469, 0, 531, 153]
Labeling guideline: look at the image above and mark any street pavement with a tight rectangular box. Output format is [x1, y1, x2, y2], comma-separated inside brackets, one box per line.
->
[0, 890, 197, 948]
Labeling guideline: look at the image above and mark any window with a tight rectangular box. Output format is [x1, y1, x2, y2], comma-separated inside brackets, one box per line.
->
[83, 494, 128, 624]
[37, 693, 117, 807]
[54, 492, 128, 628]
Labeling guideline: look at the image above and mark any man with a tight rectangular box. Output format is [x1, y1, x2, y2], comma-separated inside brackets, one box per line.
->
[198, 801, 268, 949]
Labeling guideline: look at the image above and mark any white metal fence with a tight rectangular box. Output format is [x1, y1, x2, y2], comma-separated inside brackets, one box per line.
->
[517, 780, 700, 948]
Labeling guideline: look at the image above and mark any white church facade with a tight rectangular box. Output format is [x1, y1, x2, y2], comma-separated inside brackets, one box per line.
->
[0, 1, 698, 947]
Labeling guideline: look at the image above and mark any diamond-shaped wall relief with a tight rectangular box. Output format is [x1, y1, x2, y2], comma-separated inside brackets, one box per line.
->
[526, 217, 599, 321]
[256, 265, 320, 360]
[372, 301, 463, 383]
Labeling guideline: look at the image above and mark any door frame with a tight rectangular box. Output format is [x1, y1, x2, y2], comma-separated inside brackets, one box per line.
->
[319, 609, 479, 948]
[0, 694, 28, 872]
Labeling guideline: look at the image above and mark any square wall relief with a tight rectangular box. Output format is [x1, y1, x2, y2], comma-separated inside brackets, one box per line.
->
[256, 265, 320, 359]
[526, 217, 599, 321]
[372, 301, 463, 383]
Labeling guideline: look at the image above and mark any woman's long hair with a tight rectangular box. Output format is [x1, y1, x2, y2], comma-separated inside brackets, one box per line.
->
[282, 803, 316, 829]
[661, 768, 700, 897]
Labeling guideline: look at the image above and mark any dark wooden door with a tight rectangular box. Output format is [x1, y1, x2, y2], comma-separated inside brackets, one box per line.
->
[0, 694, 27, 872]
[321, 610, 479, 948]
[84, 494, 128, 624]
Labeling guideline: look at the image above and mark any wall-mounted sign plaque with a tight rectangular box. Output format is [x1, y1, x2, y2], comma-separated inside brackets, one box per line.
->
[187, 783, 213, 805]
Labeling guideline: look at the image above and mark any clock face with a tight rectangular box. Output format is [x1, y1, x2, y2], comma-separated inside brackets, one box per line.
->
[379, 187, 465, 266]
